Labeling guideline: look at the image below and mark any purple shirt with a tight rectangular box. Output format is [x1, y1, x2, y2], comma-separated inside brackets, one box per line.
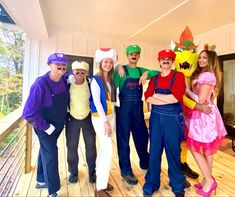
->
[22, 72, 68, 131]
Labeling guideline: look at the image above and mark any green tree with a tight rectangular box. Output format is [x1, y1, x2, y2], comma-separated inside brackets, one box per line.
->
[0, 24, 25, 118]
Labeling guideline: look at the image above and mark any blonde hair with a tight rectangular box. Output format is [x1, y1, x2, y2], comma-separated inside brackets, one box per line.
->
[96, 60, 115, 102]
[191, 50, 222, 99]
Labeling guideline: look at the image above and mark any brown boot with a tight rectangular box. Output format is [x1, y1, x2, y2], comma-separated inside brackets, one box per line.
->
[94, 189, 111, 197]
[105, 183, 113, 191]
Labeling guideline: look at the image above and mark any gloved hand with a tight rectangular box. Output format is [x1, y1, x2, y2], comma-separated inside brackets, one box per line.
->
[186, 82, 199, 103]
[45, 124, 55, 135]
[68, 75, 76, 84]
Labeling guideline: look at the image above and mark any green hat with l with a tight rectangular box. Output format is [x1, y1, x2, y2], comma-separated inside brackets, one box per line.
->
[126, 45, 141, 55]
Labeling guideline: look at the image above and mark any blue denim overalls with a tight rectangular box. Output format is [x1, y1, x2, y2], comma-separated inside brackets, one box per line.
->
[143, 71, 185, 195]
[116, 65, 149, 176]
[34, 77, 69, 195]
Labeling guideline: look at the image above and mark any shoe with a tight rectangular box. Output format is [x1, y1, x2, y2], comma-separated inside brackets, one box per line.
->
[194, 182, 203, 189]
[94, 189, 111, 197]
[35, 182, 47, 190]
[196, 177, 217, 197]
[69, 174, 78, 183]
[174, 192, 185, 197]
[89, 172, 96, 183]
[140, 163, 148, 170]
[105, 183, 113, 191]
[184, 179, 191, 188]
[122, 174, 138, 185]
[140, 166, 148, 170]
[181, 162, 199, 179]
[47, 193, 58, 197]
[143, 191, 152, 197]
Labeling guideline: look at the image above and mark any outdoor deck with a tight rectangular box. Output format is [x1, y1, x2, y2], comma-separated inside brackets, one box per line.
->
[14, 131, 235, 197]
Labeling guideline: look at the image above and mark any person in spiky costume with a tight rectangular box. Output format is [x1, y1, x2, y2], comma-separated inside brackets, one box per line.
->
[172, 26, 212, 182]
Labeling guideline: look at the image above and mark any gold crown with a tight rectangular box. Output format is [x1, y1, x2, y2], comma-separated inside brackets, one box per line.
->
[204, 44, 216, 51]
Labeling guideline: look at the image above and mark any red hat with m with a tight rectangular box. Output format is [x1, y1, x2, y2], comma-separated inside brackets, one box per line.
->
[158, 49, 176, 61]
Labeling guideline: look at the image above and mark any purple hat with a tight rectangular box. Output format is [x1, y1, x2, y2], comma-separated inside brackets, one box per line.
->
[47, 53, 68, 65]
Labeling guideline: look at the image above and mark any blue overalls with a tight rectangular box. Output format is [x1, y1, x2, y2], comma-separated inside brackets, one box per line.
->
[143, 71, 185, 195]
[116, 66, 149, 176]
[34, 77, 69, 195]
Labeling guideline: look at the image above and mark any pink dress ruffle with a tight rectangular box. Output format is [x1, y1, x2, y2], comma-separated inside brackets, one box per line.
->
[187, 136, 226, 155]
[185, 72, 227, 155]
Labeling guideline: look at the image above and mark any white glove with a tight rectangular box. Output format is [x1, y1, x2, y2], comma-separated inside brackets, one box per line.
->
[186, 87, 199, 103]
[68, 75, 76, 84]
[45, 124, 55, 135]
[186, 81, 190, 90]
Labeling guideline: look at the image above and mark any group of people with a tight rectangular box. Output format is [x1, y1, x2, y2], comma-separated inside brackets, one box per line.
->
[22, 44, 227, 197]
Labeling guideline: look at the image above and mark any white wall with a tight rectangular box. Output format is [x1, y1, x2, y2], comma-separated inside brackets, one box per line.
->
[23, 22, 235, 101]
[22, 32, 165, 101]
[193, 22, 235, 109]
[195, 22, 235, 55]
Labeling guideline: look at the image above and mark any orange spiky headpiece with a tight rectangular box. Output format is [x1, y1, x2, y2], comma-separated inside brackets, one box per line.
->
[180, 26, 193, 42]
[173, 26, 199, 78]
[175, 26, 198, 50]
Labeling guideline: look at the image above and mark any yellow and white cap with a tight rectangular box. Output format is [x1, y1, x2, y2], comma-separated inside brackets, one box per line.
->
[95, 48, 117, 64]
[71, 61, 89, 70]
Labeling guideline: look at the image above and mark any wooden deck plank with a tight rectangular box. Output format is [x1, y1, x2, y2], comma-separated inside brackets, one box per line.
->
[77, 137, 95, 197]
[57, 131, 69, 197]
[13, 130, 235, 197]
[186, 150, 235, 196]
[65, 131, 82, 197]
[23, 141, 42, 197]
[14, 141, 39, 196]
[111, 143, 141, 197]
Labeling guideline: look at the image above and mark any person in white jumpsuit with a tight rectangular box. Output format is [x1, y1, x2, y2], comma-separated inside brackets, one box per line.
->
[90, 48, 117, 197]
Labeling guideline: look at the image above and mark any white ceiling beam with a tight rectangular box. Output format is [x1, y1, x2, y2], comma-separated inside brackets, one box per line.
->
[126, 0, 190, 40]
[1, 0, 49, 39]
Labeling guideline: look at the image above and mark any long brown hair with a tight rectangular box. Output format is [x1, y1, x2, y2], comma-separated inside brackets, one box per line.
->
[96, 60, 115, 102]
[191, 50, 222, 99]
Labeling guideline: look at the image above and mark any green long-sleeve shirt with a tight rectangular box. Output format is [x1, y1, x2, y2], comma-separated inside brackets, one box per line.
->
[113, 65, 159, 90]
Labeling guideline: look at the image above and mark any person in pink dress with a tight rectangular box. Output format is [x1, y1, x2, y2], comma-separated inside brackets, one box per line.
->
[185, 49, 227, 197]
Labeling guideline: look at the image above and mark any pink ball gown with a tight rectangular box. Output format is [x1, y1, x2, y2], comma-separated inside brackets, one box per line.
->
[185, 72, 227, 155]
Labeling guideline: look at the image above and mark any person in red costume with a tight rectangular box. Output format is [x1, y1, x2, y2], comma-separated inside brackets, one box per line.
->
[143, 49, 186, 197]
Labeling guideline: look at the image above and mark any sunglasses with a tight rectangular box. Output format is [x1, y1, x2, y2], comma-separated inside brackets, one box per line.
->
[57, 67, 67, 70]
[75, 71, 86, 75]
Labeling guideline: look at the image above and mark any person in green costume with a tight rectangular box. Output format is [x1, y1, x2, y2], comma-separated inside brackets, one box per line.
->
[114, 45, 158, 185]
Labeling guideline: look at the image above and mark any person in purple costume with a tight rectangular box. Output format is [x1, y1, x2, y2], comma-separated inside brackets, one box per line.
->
[22, 52, 69, 197]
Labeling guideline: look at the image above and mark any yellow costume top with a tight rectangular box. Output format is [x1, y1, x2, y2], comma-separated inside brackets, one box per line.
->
[173, 26, 198, 109]
[69, 80, 90, 119]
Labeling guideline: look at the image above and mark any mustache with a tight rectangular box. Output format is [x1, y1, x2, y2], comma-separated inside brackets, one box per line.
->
[131, 57, 137, 60]
[162, 61, 170, 64]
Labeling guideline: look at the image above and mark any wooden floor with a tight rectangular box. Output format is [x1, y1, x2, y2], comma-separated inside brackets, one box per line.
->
[14, 131, 235, 197]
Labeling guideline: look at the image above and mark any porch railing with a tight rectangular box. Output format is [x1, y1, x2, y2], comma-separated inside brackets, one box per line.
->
[0, 107, 32, 196]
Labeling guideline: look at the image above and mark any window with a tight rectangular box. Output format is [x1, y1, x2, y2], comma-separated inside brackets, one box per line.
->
[0, 3, 15, 24]
[218, 54, 235, 137]
[0, 24, 25, 118]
